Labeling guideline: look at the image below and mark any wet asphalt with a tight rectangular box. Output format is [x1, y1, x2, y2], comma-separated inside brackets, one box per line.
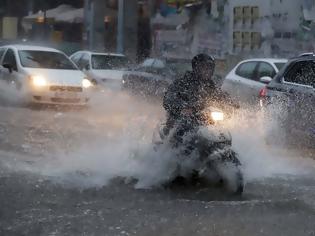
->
[0, 104, 315, 236]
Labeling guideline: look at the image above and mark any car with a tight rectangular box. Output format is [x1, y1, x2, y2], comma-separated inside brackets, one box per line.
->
[70, 51, 130, 90]
[222, 58, 288, 105]
[260, 53, 315, 147]
[0, 45, 92, 106]
[122, 57, 191, 99]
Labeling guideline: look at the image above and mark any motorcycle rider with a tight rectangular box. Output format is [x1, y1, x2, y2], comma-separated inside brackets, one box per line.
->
[162, 53, 236, 139]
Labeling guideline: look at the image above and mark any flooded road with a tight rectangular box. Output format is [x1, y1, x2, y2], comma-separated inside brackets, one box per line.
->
[0, 95, 315, 236]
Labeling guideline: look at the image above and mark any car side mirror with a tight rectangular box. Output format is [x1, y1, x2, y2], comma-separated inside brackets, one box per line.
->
[3, 63, 13, 73]
[85, 64, 90, 71]
[260, 76, 272, 84]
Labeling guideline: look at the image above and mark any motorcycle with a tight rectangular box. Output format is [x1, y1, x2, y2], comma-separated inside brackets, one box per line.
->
[153, 105, 244, 194]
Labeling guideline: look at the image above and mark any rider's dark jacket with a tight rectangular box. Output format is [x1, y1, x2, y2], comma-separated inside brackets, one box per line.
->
[163, 71, 235, 133]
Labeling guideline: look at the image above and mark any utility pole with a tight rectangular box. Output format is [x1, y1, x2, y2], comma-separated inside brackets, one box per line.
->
[83, 0, 95, 50]
[43, 6, 47, 39]
[27, 0, 34, 15]
[89, 1, 95, 50]
[117, 0, 124, 54]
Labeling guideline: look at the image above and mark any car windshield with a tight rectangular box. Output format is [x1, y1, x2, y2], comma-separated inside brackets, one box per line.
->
[134, 59, 190, 78]
[275, 62, 286, 71]
[167, 60, 192, 75]
[19, 50, 77, 70]
[91, 55, 129, 69]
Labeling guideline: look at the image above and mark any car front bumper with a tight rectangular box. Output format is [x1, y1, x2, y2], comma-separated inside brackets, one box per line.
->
[28, 85, 90, 106]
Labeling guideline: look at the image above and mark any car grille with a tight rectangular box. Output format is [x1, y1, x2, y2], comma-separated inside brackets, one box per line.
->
[51, 98, 81, 103]
[50, 86, 82, 92]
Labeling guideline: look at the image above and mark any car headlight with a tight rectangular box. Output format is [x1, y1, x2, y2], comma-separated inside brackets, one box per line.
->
[31, 75, 47, 87]
[211, 111, 224, 121]
[82, 78, 92, 88]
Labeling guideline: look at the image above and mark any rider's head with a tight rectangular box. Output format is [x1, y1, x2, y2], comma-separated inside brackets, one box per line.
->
[192, 54, 215, 80]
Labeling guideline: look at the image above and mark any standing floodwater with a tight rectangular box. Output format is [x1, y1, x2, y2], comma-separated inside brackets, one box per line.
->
[0, 92, 315, 236]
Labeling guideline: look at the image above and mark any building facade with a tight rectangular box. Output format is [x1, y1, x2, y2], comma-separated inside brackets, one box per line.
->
[228, 0, 311, 57]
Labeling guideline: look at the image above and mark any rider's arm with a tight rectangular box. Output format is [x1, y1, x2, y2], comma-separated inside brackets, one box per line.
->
[221, 91, 240, 109]
[163, 80, 185, 116]
[164, 72, 197, 116]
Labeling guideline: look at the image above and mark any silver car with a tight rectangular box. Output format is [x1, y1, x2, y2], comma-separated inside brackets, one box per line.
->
[222, 58, 287, 105]
[70, 51, 130, 90]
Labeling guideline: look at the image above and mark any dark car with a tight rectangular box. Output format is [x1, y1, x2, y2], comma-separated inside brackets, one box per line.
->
[261, 53, 315, 147]
[122, 58, 191, 99]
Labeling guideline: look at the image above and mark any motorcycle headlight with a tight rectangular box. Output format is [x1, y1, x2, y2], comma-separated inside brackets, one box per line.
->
[211, 111, 224, 121]
[31, 75, 47, 87]
[82, 78, 92, 88]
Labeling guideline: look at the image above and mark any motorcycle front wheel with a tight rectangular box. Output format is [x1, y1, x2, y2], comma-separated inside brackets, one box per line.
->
[207, 149, 244, 195]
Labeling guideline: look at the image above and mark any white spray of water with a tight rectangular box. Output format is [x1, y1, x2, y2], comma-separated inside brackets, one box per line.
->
[228, 108, 315, 181]
[34, 124, 178, 189]
[1, 92, 314, 189]
[1, 91, 178, 188]
[0, 80, 25, 106]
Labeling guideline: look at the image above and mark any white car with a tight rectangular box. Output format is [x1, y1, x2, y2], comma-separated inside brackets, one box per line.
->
[222, 58, 288, 105]
[0, 45, 92, 106]
[70, 51, 130, 90]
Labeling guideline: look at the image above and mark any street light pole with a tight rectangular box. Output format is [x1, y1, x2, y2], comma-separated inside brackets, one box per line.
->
[117, 0, 124, 54]
[89, 1, 95, 50]
[42, 1, 47, 39]
[27, 0, 34, 15]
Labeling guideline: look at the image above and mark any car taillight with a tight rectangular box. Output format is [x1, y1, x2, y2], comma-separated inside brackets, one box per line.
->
[259, 86, 267, 97]
[259, 86, 268, 108]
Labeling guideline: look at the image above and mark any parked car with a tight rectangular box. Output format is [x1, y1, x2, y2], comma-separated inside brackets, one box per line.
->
[260, 53, 315, 147]
[222, 58, 287, 105]
[122, 58, 191, 99]
[0, 45, 91, 106]
[70, 51, 130, 90]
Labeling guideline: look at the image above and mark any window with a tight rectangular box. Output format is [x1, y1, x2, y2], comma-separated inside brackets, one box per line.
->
[285, 61, 315, 87]
[91, 55, 129, 69]
[135, 59, 169, 75]
[0, 48, 5, 62]
[275, 63, 286, 71]
[257, 62, 276, 78]
[283, 32, 292, 39]
[274, 31, 282, 38]
[251, 6, 259, 19]
[135, 59, 164, 73]
[243, 6, 251, 20]
[151, 59, 165, 69]
[234, 7, 242, 21]
[167, 61, 191, 76]
[141, 59, 155, 67]
[71, 53, 83, 65]
[235, 62, 258, 80]
[19, 50, 77, 70]
[144, 67, 164, 75]
[3, 49, 17, 71]
[77, 53, 90, 70]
